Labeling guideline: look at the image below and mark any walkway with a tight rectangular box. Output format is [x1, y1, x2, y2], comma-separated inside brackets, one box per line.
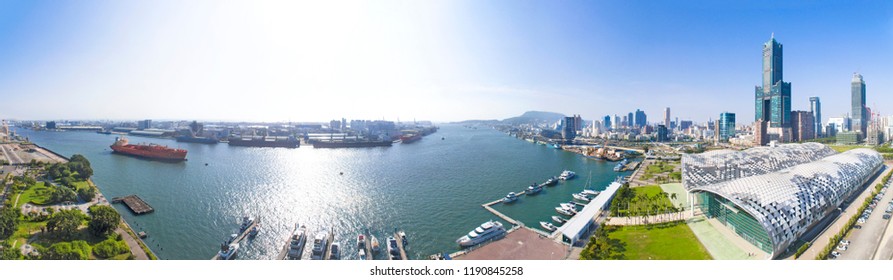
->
[607, 211, 690, 226]
[687, 216, 767, 260]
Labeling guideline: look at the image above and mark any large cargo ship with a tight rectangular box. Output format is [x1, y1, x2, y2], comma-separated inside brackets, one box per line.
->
[399, 134, 422, 144]
[110, 137, 187, 161]
[227, 136, 300, 148]
[311, 140, 392, 148]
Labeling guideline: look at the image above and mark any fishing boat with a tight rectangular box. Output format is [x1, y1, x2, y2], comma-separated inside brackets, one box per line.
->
[552, 216, 567, 224]
[310, 231, 329, 260]
[502, 192, 519, 203]
[398, 231, 408, 246]
[359, 249, 367, 260]
[217, 243, 239, 260]
[540, 221, 558, 232]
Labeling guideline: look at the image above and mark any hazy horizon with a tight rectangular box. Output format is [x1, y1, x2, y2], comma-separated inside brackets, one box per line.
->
[2, 1, 892, 124]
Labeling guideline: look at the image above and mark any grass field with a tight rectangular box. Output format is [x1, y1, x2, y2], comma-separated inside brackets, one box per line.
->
[16, 182, 51, 208]
[830, 145, 867, 153]
[620, 185, 678, 215]
[607, 222, 712, 260]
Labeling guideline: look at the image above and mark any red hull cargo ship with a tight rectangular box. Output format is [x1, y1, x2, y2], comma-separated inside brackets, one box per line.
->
[110, 137, 187, 161]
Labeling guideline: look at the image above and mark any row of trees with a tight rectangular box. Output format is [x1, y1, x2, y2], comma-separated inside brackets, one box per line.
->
[45, 205, 120, 240]
[579, 224, 621, 260]
[609, 185, 684, 225]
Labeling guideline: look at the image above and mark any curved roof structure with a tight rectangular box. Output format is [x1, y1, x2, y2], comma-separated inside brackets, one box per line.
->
[682, 142, 836, 190]
[688, 148, 882, 257]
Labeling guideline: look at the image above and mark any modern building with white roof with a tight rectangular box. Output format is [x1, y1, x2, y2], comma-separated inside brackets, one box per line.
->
[682, 144, 882, 258]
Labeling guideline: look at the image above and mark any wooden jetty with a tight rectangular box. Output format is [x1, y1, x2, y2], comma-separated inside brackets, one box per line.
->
[394, 231, 408, 260]
[111, 195, 154, 215]
[482, 200, 522, 227]
[322, 229, 335, 260]
[363, 231, 373, 260]
[211, 218, 258, 260]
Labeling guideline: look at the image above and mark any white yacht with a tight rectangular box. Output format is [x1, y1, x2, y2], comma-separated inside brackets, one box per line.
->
[552, 216, 567, 224]
[559, 170, 576, 180]
[503, 192, 518, 203]
[455, 220, 507, 247]
[329, 242, 341, 260]
[540, 221, 558, 232]
[286, 224, 307, 260]
[581, 189, 600, 196]
[217, 243, 239, 260]
[526, 184, 543, 195]
[310, 231, 328, 260]
[556, 206, 576, 216]
[573, 193, 591, 202]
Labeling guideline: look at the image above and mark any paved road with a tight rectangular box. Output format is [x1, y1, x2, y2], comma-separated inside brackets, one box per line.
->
[838, 179, 893, 260]
[800, 165, 891, 260]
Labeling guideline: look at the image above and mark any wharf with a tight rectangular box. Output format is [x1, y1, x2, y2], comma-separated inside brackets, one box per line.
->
[276, 224, 298, 260]
[323, 230, 335, 260]
[364, 231, 374, 260]
[111, 195, 154, 215]
[394, 231, 408, 260]
[211, 218, 258, 260]
[482, 200, 522, 227]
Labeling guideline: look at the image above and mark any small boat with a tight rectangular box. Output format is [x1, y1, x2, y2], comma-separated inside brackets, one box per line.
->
[371, 235, 381, 253]
[387, 237, 401, 260]
[573, 193, 591, 202]
[357, 234, 366, 249]
[359, 249, 367, 260]
[540, 221, 558, 232]
[217, 243, 239, 260]
[226, 233, 238, 244]
[240, 216, 255, 232]
[552, 216, 567, 224]
[614, 163, 624, 172]
[559, 202, 578, 209]
[559, 170, 576, 180]
[310, 231, 329, 260]
[582, 189, 600, 196]
[286, 224, 307, 260]
[556, 206, 576, 216]
[398, 231, 408, 246]
[503, 192, 518, 203]
[545, 176, 558, 186]
[329, 242, 341, 260]
[526, 184, 543, 195]
[248, 222, 261, 238]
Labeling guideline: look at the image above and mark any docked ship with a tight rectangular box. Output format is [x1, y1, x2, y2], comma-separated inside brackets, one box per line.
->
[228, 135, 299, 148]
[310, 231, 328, 260]
[110, 137, 187, 161]
[286, 224, 307, 260]
[456, 220, 506, 247]
[400, 133, 422, 144]
[311, 139, 392, 148]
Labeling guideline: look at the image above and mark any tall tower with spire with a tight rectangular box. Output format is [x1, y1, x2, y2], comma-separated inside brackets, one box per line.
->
[754, 34, 792, 142]
[851, 73, 867, 139]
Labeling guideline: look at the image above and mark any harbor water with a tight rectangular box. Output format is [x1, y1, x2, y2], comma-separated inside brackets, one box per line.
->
[19, 125, 631, 260]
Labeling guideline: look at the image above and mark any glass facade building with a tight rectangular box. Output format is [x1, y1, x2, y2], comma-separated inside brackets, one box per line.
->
[683, 144, 882, 258]
[718, 112, 735, 141]
[754, 35, 792, 130]
[852, 73, 867, 138]
[810, 97, 821, 138]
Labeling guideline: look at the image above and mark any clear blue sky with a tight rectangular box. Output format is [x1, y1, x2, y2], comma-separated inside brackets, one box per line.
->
[1, 0, 891, 123]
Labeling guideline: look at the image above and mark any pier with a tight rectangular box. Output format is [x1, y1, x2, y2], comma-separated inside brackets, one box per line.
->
[111, 195, 154, 215]
[211, 218, 258, 260]
[482, 200, 522, 227]
[323, 229, 335, 260]
[364, 231, 374, 260]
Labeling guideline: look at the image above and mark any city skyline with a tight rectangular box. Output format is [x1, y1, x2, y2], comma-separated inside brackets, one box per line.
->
[1, 1, 892, 123]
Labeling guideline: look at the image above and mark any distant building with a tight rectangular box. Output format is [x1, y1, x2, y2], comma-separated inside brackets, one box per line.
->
[754, 119, 768, 146]
[837, 131, 861, 145]
[791, 111, 815, 142]
[867, 128, 883, 146]
[561, 116, 577, 141]
[614, 115, 621, 130]
[664, 107, 671, 128]
[573, 114, 583, 132]
[137, 119, 152, 130]
[621, 115, 629, 128]
[627, 112, 634, 128]
[46, 121, 57, 130]
[754, 34, 793, 142]
[719, 112, 736, 142]
[825, 123, 838, 137]
[603, 115, 612, 130]
[809, 97, 821, 138]
[330, 120, 342, 131]
[657, 124, 668, 142]
[634, 109, 647, 128]
[680, 120, 693, 131]
[828, 116, 850, 132]
[852, 73, 868, 139]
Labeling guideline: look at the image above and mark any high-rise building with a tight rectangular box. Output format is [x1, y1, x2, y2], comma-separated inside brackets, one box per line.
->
[138, 119, 152, 130]
[614, 115, 621, 130]
[562, 116, 576, 141]
[634, 109, 647, 128]
[754, 34, 792, 140]
[755, 119, 768, 146]
[627, 112, 634, 128]
[791, 111, 815, 142]
[621, 115, 628, 128]
[46, 121, 57, 130]
[664, 107, 671, 128]
[573, 114, 583, 131]
[603, 115, 612, 130]
[719, 112, 736, 142]
[809, 97, 821, 138]
[657, 125, 669, 142]
[852, 73, 867, 139]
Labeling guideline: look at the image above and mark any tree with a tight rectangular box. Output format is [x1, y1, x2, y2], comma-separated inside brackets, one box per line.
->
[49, 185, 77, 204]
[45, 240, 90, 260]
[77, 186, 96, 202]
[0, 242, 23, 260]
[93, 239, 128, 258]
[0, 208, 20, 240]
[46, 209, 85, 240]
[88, 205, 120, 237]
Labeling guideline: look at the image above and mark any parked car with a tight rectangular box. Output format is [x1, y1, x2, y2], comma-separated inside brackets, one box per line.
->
[884, 214, 891, 220]
[837, 245, 848, 251]
[839, 240, 851, 246]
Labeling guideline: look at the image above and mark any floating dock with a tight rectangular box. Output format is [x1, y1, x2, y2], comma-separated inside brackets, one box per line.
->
[364, 231, 374, 260]
[394, 231, 408, 260]
[111, 195, 154, 215]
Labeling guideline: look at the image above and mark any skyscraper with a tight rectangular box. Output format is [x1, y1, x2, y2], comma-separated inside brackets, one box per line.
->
[657, 125, 668, 142]
[603, 115, 612, 130]
[809, 97, 821, 138]
[634, 109, 647, 128]
[791, 110, 815, 142]
[627, 112, 634, 128]
[719, 112, 736, 142]
[664, 107, 671, 128]
[852, 73, 867, 139]
[754, 34, 792, 141]
[562, 116, 576, 141]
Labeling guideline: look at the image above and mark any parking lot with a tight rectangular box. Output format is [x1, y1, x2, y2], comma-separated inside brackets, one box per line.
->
[833, 180, 893, 260]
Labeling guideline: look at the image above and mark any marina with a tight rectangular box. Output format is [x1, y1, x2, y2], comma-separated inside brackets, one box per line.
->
[211, 217, 258, 260]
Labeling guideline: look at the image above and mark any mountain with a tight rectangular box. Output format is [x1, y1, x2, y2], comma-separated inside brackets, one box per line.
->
[501, 111, 566, 125]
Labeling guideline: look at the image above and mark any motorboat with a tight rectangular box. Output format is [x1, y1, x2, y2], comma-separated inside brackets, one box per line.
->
[226, 233, 238, 244]
[357, 234, 366, 249]
[573, 193, 591, 202]
[329, 242, 341, 260]
[559, 202, 578, 209]
[552, 216, 567, 224]
[240, 216, 255, 232]
[310, 231, 329, 260]
[582, 189, 600, 196]
[286, 224, 307, 260]
[217, 243, 239, 260]
[371, 235, 381, 253]
[556, 206, 576, 216]
[387, 237, 401, 260]
[559, 170, 576, 180]
[248, 222, 261, 238]
[540, 221, 558, 232]
[455, 220, 507, 247]
[545, 176, 558, 186]
[503, 192, 519, 203]
[526, 184, 543, 195]
[398, 231, 408, 246]
[359, 249, 367, 260]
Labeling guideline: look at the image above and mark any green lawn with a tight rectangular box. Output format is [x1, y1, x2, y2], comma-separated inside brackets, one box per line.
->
[16, 182, 52, 208]
[607, 222, 712, 260]
[621, 185, 678, 215]
[830, 145, 866, 153]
